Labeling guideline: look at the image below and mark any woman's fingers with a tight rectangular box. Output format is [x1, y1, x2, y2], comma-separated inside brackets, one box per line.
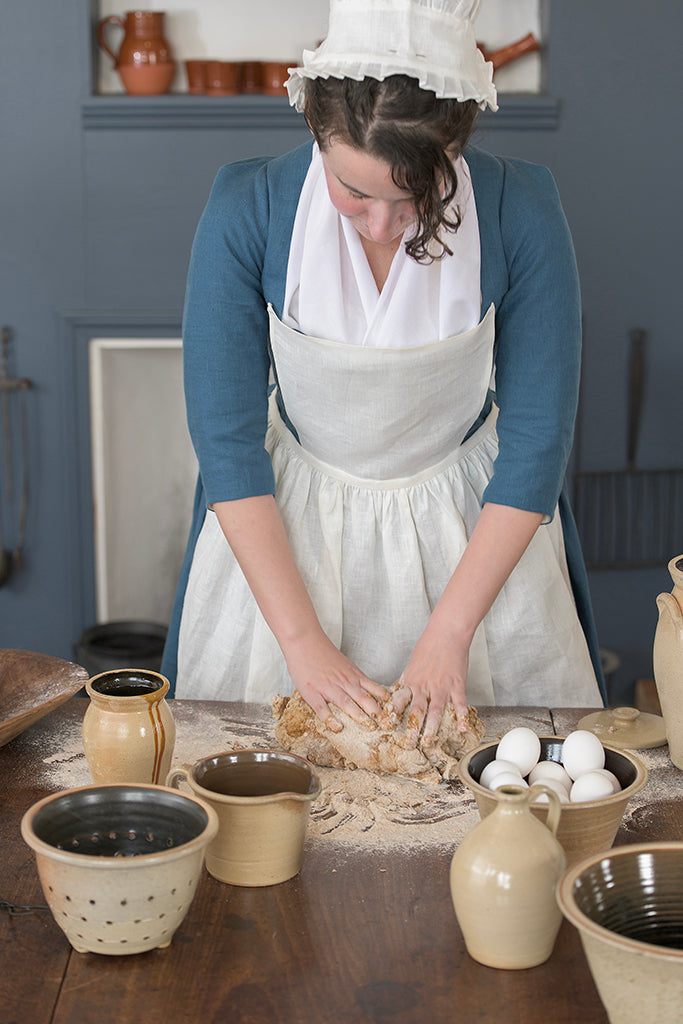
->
[298, 668, 385, 730]
[328, 684, 381, 725]
[389, 683, 413, 715]
[402, 696, 428, 749]
[422, 698, 447, 746]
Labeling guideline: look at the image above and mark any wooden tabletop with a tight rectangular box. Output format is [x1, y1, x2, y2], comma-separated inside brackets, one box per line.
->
[1, 699, 681, 1024]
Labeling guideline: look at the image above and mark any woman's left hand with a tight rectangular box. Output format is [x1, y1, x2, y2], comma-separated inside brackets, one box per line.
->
[390, 614, 471, 748]
[392, 503, 545, 748]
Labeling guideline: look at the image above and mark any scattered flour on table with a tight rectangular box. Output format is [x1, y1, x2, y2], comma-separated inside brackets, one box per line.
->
[30, 706, 480, 852]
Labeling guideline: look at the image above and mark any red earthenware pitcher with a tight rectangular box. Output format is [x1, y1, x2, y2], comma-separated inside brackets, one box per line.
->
[97, 10, 175, 95]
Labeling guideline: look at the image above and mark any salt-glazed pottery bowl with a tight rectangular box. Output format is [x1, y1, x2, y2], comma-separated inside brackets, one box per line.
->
[166, 749, 322, 887]
[21, 784, 218, 955]
[458, 737, 647, 867]
[557, 842, 683, 1023]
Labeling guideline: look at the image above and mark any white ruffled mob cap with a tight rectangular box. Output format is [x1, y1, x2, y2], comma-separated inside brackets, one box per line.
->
[287, 0, 498, 113]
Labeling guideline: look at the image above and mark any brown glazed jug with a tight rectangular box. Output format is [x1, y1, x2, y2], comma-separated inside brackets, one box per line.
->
[97, 10, 175, 95]
[450, 783, 566, 969]
[82, 669, 176, 785]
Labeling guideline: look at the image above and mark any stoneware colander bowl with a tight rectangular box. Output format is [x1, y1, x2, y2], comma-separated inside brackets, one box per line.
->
[21, 783, 218, 955]
[557, 842, 683, 1023]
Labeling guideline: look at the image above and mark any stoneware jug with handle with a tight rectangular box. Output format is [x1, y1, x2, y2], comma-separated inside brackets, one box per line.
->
[450, 783, 566, 969]
[654, 555, 683, 769]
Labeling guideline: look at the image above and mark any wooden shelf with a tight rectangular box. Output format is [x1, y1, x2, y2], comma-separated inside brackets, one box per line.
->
[81, 93, 560, 132]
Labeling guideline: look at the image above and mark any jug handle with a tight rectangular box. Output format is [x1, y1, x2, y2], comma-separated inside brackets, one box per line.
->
[657, 593, 683, 637]
[97, 15, 125, 66]
[529, 784, 562, 837]
[166, 765, 191, 789]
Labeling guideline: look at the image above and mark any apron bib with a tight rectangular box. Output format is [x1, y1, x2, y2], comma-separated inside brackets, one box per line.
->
[177, 306, 600, 709]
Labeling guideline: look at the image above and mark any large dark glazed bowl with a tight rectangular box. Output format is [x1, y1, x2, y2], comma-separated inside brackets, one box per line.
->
[557, 842, 683, 1023]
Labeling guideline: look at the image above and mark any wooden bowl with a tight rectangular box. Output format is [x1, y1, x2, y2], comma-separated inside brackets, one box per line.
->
[458, 737, 648, 866]
[0, 648, 88, 747]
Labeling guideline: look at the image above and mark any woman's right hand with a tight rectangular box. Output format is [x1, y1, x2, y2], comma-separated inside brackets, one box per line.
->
[213, 495, 385, 731]
[283, 629, 386, 731]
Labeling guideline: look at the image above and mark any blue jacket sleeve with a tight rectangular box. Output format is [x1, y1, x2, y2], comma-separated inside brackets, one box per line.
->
[182, 158, 276, 505]
[479, 158, 582, 518]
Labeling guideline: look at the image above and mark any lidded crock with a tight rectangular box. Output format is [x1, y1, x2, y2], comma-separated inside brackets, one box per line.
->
[654, 555, 683, 769]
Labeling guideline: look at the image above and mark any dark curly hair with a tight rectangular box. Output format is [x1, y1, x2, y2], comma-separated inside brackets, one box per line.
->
[304, 75, 479, 262]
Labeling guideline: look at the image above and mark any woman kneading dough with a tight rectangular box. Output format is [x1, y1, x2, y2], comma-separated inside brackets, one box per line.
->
[163, 0, 605, 745]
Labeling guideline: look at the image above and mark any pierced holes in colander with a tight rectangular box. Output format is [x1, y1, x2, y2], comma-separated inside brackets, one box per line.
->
[58, 828, 179, 853]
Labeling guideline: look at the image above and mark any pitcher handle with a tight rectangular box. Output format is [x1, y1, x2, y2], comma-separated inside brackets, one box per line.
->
[657, 593, 683, 636]
[166, 765, 191, 789]
[97, 15, 125, 66]
[529, 784, 562, 837]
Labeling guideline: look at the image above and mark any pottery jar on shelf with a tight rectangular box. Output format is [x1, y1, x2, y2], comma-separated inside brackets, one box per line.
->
[97, 10, 175, 95]
[654, 555, 683, 769]
[450, 783, 566, 969]
[82, 669, 176, 785]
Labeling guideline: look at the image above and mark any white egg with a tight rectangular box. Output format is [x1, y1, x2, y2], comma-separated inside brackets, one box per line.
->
[528, 759, 573, 789]
[479, 758, 523, 789]
[561, 730, 606, 781]
[496, 727, 541, 777]
[488, 772, 529, 792]
[590, 768, 622, 794]
[529, 778, 570, 804]
[570, 770, 615, 803]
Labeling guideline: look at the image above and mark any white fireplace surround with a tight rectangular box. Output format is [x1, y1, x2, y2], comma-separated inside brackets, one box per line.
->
[89, 338, 197, 625]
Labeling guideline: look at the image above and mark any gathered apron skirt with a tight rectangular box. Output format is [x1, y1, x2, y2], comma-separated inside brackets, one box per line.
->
[177, 306, 601, 708]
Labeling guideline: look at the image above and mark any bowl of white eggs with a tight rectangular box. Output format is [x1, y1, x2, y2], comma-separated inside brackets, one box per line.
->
[458, 727, 648, 866]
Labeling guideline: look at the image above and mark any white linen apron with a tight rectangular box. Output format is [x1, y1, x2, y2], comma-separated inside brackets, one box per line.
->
[177, 305, 601, 708]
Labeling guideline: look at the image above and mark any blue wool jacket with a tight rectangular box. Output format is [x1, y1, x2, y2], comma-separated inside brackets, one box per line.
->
[162, 140, 606, 702]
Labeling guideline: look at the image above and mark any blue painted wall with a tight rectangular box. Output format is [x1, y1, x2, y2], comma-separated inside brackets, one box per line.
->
[1, 1, 681, 703]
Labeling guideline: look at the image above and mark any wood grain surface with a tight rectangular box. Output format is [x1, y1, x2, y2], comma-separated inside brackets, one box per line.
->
[2, 699, 678, 1024]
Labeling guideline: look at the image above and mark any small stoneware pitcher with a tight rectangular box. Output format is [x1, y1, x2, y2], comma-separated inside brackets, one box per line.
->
[450, 783, 566, 969]
[97, 10, 175, 95]
[166, 749, 321, 886]
[82, 669, 175, 785]
[654, 555, 683, 769]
